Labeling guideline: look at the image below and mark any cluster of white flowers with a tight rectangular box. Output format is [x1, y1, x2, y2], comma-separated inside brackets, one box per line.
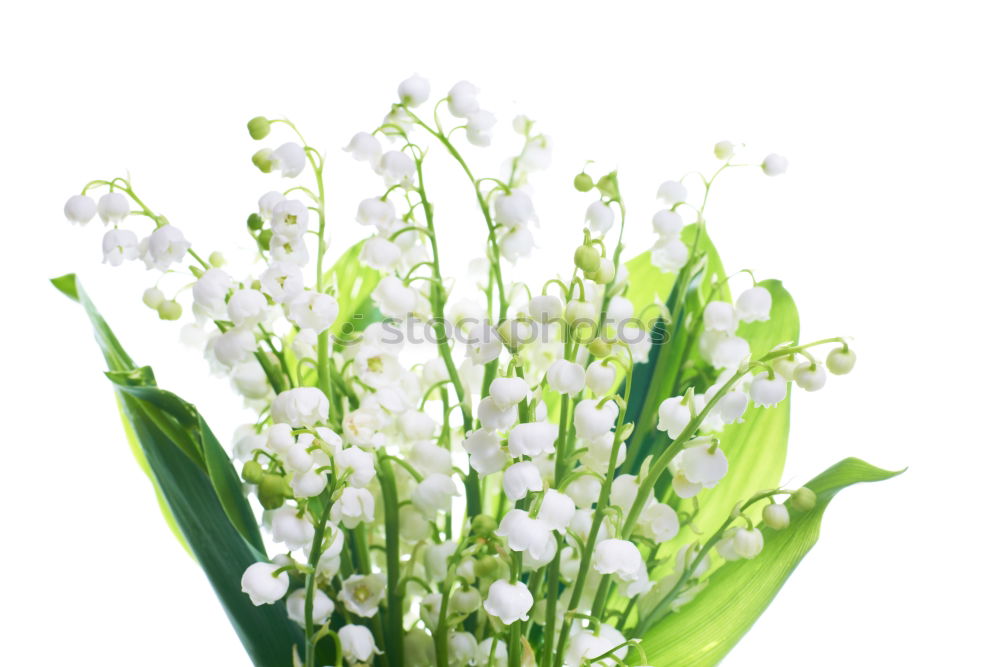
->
[65, 76, 851, 667]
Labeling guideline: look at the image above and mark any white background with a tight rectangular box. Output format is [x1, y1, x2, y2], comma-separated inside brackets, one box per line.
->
[3, 1, 997, 664]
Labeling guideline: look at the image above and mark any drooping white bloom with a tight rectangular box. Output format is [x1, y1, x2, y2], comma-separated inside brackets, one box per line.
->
[240, 562, 289, 606]
[574, 399, 619, 441]
[353, 345, 403, 388]
[594, 538, 645, 581]
[462, 429, 506, 475]
[585, 201, 614, 234]
[259, 262, 304, 304]
[749, 373, 788, 407]
[494, 190, 535, 227]
[335, 447, 376, 488]
[97, 192, 130, 224]
[718, 390, 749, 424]
[488, 376, 530, 410]
[640, 501, 680, 542]
[271, 199, 309, 240]
[339, 573, 387, 618]
[288, 291, 339, 332]
[269, 233, 309, 267]
[657, 396, 691, 438]
[412, 473, 459, 518]
[397, 73, 431, 106]
[232, 361, 271, 400]
[669, 441, 728, 497]
[763, 502, 790, 530]
[344, 131, 382, 169]
[483, 580, 533, 625]
[342, 407, 386, 449]
[424, 541, 457, 582]
[449, 632, 478, 666]
[400, 410, 437, 441]
[536, 489, 575, 533]
[271, 387, 329, 427]
[289, 468, 326, 498]
[736, 286, 772, 322]
[285, 587, 334, 626]
[827, 347, 857, 375]
[496, 509, 556, 563]
[372, 275, 417, 318]
[579, 431, 625, 473]
[466, 109, 498, 147]
[356, 197, 396, 231]
[794, 362, 827, 391]
[339, 624, 380, 664]
[761, 153, 788, 176]
[546, 359, 586, 395]
[721, 526, 765, 559]
[714, 140, 736, 160]
[652, 208, 684, 239]
[272, 142, 307, 178]
[192, 268, 233, 316]
[508, 421, 558, 458]
[65, 194, 97, 224]
[704, 301, 737, 334]
[475, 638, 508, 666]
[700, 331, 752, 370]
[227, 289, 268, 327]
[360, 236, 402, 270]
[585, 361, 616, 395]
[566, 625, 628, 667]
[258, 191, 285, 219]
[605, 295, 634, 324]
[378, 150, 416, 186]
[101, 229, 139, 266]
[499, 225, 534, 263]
[503, 461, 543, 501]
[650, 236, 689, 273]
[145, 225, 191, 270]
[270, 505, 314, 550]
[528, 294, 563, 322]
[657, 180, 688, 204]
[331, 487, 376, 528]
[266, 423, 295, 453]
[212, 327, 257, 368]
[477, 396, 517, 431]
[448, 80, 480, 117]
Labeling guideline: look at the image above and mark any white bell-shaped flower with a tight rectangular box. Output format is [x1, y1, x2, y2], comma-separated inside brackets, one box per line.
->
[412, 473, 459, 518]
[271, 387, 329, 427]
[657, 180, 687, 204]
[271, 199, 309, 239]
[447, 80, 480, 117]
[489, 376, 530, 410]
[546, 359, 586, 395]
[503, 461, 543, 501]
[476, 638, 508, 666]
[536, 489, 575, 533]
[462, 429, 506, 475]
[594, 539, 645, 581]
[343, 132, 382, 167]
[241, 562, 289, 606]
[360, 236, 402, 270]
[288, 291, 339, 332]
[271, 142, 306, 178]
[657, 396, 691, 439]
[397, 73, 431, 106]
[290, 468, 326, 498]
[508, 421, 558, 458]
[335, 447, 376, 488]
[585, 361, 616, 395]
[494, 190, 535, 227]
[97, 192, 130, 224]
[496, 509, 556, 564]
[714, 140, 736, 160]
[528, 294, 563, 322]
[449, 632, 478, 666]
[331, 487, 376, 528]
[580, 431, 625, 473]
[605, 295, 634, 324]
[763, 503, 790, 530]
[286, 587, 334, 626]
[338, 573, 386, 618]
[339, 624, 380, 664]
[356, 197, 396, 231]
[192, 268, 233, 316]
[749, 373, 787, 407]
[270, 505, 314, 550]
[718, 390, 749, 424]
[574, 399, 619, 441]
[477, 396, 517, 431]
[585, 201, 614, 234]
[827, 347, 857, 375]
[703, 301, 737, 334]
[227, 289, 268, 327]
[650, 236, 689, 273]
[260, 261, 305, 304]
[736, 286, 772, 322]
[257, 191, 285, 219]
[500, 225, 534, 263]
[212, 327, 257, 368]
[566, 624, 628, 667]
[372, 275, 417, 319]
[794, 362, 827, 391]
[652, 209, 684, 239]
[466, 109, 497, 147]
[378, 150, 416, 186]
[761, 153, 788, 176]
[146, 225, 191, 270]
[483, 580, 533, 625]
[101, 229, 139, 266]
[639, 501, 680, 543]
[65, 194, 97, 225]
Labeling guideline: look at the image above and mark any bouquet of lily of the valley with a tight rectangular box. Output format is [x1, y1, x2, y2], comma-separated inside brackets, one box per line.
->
[56, 75, 898, 667]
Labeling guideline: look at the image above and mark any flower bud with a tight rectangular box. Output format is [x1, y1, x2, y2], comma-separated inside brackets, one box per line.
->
[762, 502, 790, 530]
[258, 473, 292, 509]
[450, 586, 482, 615]
[789, 487, 817, 512]
[247, 116, 271, 140]
[247, 212, 264, 231]
[241, 562, 289, 606]
[241, 460, 264, 484]
[574, 245, 601, 273]
[474, 555, 501, 579]
[827, 347, 857, 375]
[793, 362, 827, 392]
[761, 153, 789, 176]
[142, 287, 165, 309]
[157, 299, 182, 321]
[573, 172, 594, 192]
[714, 140, 736, 160]
[528, 294, 563, 323]
[588, 338, 612, 358]
[209, 251, 225, 268]
[472, 514, 498, 536]
[586, 257, 615, 284]
[251, 148, 275, 173]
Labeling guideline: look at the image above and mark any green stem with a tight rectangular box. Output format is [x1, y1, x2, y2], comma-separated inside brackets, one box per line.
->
[377, 454, 404, 667]
[304, 487, 337, 667]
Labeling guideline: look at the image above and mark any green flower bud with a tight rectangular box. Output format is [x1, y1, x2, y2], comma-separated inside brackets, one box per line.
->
[142, 287, 165, 310]
[574, 245, 601, 273]
[588, 338, 612, 358]
[473, 555, 500, 579]
[157, 299, 182, 321]
[241, 460, 264, 484]
[258, 474, 291, 510]
[247, 116, 271, 140]
[827, 347, 857, 375]
[596, 172, 620, 200]
[247, 213, 264, 231]
[252, 148, 275, 173]
[471, 514, 498, 536]
[257, 228, 273, 250]
[209, 251, 225, 268]
[789, 487, 817, 512]
[586, 258, 615, 285]
[762, 502, 790, 530]
[573, 172, 594, 192]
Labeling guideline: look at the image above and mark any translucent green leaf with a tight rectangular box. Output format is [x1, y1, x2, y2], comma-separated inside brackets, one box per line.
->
[323, 240, 383, 345]
[639, 458, 903, 666]
[53, 274, 304, 666]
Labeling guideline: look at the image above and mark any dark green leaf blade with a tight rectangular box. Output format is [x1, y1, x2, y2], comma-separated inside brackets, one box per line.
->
[639, 458, 903, 666]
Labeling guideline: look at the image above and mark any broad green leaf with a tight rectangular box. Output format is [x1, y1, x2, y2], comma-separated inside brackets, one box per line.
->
[54, 274, 304, 666]
[665, 280, 799, 564]
[638, 458, 903, 666]
[323, 240, 383, 345]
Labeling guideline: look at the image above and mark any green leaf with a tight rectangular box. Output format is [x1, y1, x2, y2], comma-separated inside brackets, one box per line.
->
[54, 274, 304, 666]
[639, 458, 903, 666]
[323, 240, 383, 346]
[665, 280, 799, 562]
